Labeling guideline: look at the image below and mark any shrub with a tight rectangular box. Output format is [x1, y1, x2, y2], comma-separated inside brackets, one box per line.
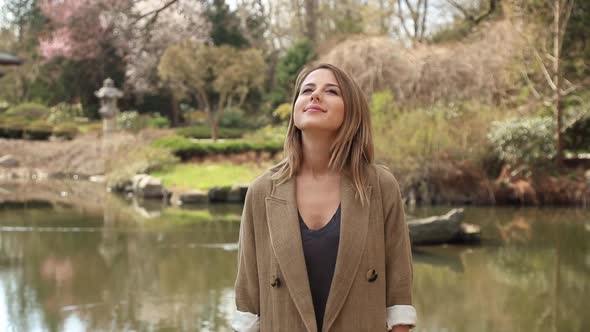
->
[47, 102, 85, 124]
[152, 136, 283, 160]
[220, 107, 250, 128]
[117, 110, 141, 131]
[5, 102, 49, 120]
[272, 103, 292, 122]
[147, 113, 170, 128]
[176, 125, 245, 139]
[371, 99, 507, 175]
[243, 124, 287, 143]
[53, 123, 80, 140]
[24, 122, 53, 140]
[487, 117, 556, 166]
[0, 117, 26, 138]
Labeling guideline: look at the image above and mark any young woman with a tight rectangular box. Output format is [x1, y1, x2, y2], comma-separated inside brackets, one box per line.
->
[231, 63, 416, 332]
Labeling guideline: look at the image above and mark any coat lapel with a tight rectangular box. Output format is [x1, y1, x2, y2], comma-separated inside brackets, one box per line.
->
[265, 173, 372, 332]
[265, 176, 317, 332]
[322, 176, 372, 332]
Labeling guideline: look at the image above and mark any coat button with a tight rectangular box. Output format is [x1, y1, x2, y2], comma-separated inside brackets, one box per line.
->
[366, 269, 378, 282]
[270, 274, 281, 288]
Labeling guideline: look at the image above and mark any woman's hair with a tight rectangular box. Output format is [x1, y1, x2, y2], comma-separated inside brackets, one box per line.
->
[270, 63, 374, 205]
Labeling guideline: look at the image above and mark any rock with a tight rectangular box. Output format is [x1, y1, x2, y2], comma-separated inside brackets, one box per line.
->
[132, 174, 166, 199]
[407, 208, 465, 245]
[227, 184, 249, 203]
[170, 190, 209, 206]
[585, 169, 590, 184]
[208, 186, 231, 203]
[89, 175, 106, 183]
[0, 155, 19, 168]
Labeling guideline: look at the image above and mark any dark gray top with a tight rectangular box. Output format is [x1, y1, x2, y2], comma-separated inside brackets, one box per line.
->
[298, 204, 341, 332]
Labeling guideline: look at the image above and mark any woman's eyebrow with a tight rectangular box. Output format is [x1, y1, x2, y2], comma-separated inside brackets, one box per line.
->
[302, 83, 340, 88]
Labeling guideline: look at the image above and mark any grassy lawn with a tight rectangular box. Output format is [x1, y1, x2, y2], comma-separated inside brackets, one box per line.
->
[150, 161, 271, 190]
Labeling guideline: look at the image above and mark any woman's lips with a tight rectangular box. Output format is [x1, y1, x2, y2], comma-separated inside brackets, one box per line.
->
[304, 105, 326, 112]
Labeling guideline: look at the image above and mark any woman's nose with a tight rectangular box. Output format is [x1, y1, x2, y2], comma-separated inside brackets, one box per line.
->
[310, 90, 321, 102]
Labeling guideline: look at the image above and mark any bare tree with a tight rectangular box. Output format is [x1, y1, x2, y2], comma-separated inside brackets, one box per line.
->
[517, 0, 576, 166]
[396, 0, 430, 43]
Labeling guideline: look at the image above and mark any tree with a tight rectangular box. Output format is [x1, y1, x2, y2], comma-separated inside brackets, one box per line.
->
[517, 0, 577, 166]
[111, 0, 210, 125]
[158, 41, 265, 140]
[395, 0, 430, 43]
[207, 0, 249, 47]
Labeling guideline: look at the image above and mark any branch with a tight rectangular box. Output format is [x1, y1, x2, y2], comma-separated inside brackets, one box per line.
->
[532, 47, 557, 91]
[445, 0, 498, 24]
[397, 0, 414, 39]
[131, 0, 178, 25]
[520, 68, 543, 99]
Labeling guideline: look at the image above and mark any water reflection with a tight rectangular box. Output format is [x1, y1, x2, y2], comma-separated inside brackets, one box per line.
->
[0, 181, 589, 331]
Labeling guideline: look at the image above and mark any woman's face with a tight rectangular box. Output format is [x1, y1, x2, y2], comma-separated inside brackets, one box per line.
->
[293, 68, 345, 134]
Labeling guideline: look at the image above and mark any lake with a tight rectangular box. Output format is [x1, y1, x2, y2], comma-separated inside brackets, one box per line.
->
[0, 181, 589, 331]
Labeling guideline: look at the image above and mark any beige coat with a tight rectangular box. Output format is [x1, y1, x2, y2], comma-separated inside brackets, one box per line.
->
[234, 164, 414, 332]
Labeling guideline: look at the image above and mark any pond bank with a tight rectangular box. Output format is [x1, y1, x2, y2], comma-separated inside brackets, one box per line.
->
[1, 137, 589, 206]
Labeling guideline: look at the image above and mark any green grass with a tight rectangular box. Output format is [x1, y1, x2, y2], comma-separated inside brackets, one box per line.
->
[150, 162, 270, 190]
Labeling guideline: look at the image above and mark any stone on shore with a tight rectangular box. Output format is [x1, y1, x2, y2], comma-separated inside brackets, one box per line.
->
[131, 174, 166, 199]
[0, 155, 19, 168]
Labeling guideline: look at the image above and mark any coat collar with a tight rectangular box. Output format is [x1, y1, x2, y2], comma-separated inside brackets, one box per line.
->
[265, 172, 373, 332]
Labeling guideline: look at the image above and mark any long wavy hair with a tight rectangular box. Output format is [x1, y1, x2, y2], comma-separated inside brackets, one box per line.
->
[270, 63, 374, 205]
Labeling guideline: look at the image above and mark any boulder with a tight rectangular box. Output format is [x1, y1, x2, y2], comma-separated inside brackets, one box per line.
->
[228, 184, 249, 203]
[0, 155, 19, 168]
[407, 208, 481, 245]
[132, 174, 166, 199]
[209, 186, 230, 203]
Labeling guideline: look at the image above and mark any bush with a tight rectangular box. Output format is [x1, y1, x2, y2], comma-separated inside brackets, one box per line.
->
[152, 136, 282, 160]
[147, 113, 170, 128]
[243, 125, 287, 143]
[53, 123, 80, 140]
[371, 99, 507, 175]
[0, 117, 26, 138]
[220, 107, 250, 128]
[487, 117, 556, 166]
[272, 103, 292, 122]
[47, 102, 85, 124]
[5, 102, 50, 120]
[176, 125, 246, 139]
[117, 110, 141, 131]
[370, 90, 397, 124]
[24, 122, 53, 140]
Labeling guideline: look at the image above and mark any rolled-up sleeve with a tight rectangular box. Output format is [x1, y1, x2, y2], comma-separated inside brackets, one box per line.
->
[233, 187, 260, 331]
[381, 169, 417, 329]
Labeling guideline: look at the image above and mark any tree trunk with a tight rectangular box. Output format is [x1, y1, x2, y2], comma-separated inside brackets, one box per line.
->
[170, 92, 180, 127]
[304, 0, 317, 44]
[554, 0, 563, 167]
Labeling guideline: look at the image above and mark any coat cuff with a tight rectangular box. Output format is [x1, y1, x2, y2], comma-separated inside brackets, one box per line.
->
[386, 305, 417, 330]
[231, 310, 260, 332]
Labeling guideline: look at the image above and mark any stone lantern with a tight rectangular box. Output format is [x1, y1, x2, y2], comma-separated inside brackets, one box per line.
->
[95, 78, 123, 134]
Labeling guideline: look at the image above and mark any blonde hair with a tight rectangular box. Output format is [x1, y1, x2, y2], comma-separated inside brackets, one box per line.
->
[270, 63, 374, 205]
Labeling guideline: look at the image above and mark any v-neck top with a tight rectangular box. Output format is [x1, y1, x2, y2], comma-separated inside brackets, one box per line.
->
[297, 204, 341, 332]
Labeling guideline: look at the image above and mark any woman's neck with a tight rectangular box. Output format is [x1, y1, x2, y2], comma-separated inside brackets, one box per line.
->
[299, 130, 338, 178]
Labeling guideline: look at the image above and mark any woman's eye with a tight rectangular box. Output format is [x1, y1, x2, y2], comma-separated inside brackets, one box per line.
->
[301, 89, 312, 94]
[327, 90, 339, 95]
